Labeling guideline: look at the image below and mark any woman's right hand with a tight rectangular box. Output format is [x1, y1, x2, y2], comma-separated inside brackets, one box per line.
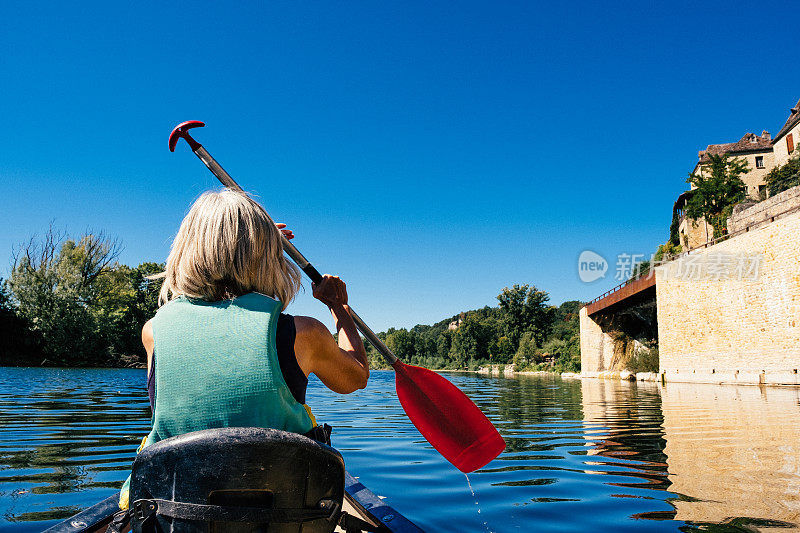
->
[312, 275, 348, 308]
[298, 274, 368, 393]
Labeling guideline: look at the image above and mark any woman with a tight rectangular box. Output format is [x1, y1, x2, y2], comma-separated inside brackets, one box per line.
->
[119, 188, 369, 509]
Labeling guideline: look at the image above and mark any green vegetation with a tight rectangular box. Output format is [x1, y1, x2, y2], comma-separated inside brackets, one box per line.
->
[627, 241, 684, 282]
[765, 150, 800, 196]
[366, 287, 583, 373]
[625, 346, 659, 374]
[2, 227, 163, 367]
[668, 208, 681, 247]
[2, 229, 584, 372]
[685, 153, 748, 237]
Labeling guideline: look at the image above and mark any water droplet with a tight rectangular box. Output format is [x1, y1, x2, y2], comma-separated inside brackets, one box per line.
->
[464, 473, 494, 533]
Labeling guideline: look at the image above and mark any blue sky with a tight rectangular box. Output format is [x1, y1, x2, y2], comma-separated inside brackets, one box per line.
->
[1, 1, 798, 331]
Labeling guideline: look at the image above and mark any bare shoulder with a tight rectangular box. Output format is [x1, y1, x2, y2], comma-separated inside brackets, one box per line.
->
[141, 319, 154, 349]
[142, 319, 155, 373]
[293, 316, 333, 343]
[292, 316, 335, 377]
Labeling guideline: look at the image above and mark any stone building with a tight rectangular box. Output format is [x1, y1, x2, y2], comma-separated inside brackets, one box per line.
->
[674, 191, 712, 249]
[772, 98, 800, 167]
[693, 131, 775, 198]
[676, 131, 776, 248]
[675, 96, 800, 249]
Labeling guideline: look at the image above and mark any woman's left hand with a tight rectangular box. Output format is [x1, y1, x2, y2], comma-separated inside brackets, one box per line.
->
[275, 223, 294, 240]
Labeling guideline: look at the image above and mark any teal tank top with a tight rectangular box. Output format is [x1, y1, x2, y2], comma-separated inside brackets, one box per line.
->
[146, 292, 315, 444]
[119, 293, 316, 510]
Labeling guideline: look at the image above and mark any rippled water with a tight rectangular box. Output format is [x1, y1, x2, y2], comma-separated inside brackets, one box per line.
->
[2, 368, 800, 532]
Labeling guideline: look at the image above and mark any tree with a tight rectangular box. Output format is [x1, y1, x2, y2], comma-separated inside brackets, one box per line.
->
[96, 262, 164, 365]
[435, 330, 452, 361]
[0, 278, 13, 313]
[513, 331, 540, 370]
[449, 313, 492, 367]
[685, 153, 748, 237]
[668, 208, 681, 247]
[384, 328, 416, 361]
[363, 335, 391, 370]
[629, 259, 651, 281]
[496, 284, 555, 347]
[492, 336, 514, 363]
[0, 278, 41, 365]
[9, 227, 122, 365]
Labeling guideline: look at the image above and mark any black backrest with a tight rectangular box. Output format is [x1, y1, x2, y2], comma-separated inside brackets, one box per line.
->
[129, 427, 345, 533]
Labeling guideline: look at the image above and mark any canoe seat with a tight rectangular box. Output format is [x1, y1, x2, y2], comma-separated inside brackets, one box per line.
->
[129, 427, 347, 533]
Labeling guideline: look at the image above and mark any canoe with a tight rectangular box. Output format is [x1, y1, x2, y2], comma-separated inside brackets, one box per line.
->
[43, 427, 424, 533]
[43, 471, 422, 533]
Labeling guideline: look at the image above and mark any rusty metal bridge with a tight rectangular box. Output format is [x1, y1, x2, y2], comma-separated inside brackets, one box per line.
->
[584, 274, 656, 316]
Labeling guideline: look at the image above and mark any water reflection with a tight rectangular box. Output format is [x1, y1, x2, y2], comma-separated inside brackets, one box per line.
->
[580, 377, 800, 531]
[660, 382, 800, 531]
[0, 367, 150, 526]
[580, 378, 677, 523]
[2, 368, 800, 532]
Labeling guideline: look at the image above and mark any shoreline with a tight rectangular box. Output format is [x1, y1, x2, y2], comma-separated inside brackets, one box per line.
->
[472, 366, 800, 388]
[6, 365, 798, 388]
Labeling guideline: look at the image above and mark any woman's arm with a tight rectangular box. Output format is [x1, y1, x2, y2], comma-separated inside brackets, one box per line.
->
[294, 275, 369, 394]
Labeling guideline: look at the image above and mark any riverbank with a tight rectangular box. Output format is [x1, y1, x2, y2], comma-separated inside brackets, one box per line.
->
[476, 365, 800, 388]
[476, 365, 660, 382]
[0, 360, 146, 369]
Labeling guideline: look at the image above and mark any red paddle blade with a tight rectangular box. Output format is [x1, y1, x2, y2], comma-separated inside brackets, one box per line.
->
[393, 362, 505, 472]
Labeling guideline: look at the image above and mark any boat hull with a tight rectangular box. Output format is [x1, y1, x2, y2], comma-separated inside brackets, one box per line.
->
[43, 471, 423, 533]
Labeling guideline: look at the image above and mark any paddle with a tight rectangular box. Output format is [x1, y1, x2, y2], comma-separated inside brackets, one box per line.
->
[168, 120, 505, 472]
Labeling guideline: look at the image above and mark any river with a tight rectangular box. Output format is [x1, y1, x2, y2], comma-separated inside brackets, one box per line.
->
[1, 368, 799, 532]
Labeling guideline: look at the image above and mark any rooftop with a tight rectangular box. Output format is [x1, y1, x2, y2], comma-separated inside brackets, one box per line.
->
[698, 131, 773, 163]
[773, 98, 800, 142]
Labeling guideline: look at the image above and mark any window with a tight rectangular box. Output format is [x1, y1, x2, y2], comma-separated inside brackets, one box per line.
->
[750, 135, 758, 144]
[759, 184, 767, 200]
[755, 156, 764, 168]
[788, 133, 795, 154]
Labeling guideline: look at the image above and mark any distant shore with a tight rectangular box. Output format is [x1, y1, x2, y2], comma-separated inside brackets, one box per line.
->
[475, 365, 661, 382]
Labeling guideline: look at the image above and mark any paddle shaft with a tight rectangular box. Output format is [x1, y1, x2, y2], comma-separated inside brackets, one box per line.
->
[191, 145, 399, 366]
[170, 122, 505, 472]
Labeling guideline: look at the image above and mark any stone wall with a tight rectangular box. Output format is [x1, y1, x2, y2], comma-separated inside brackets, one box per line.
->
[656, 209, 800, 385]
[727, 183, 800, 234]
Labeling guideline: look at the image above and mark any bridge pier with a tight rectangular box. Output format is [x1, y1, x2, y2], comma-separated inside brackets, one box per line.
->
[580, 276, 658, 375]
[579, 307, 616, 372]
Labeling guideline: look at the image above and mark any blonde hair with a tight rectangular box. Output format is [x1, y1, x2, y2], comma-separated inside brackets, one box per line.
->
[156, 189, 302, 308]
